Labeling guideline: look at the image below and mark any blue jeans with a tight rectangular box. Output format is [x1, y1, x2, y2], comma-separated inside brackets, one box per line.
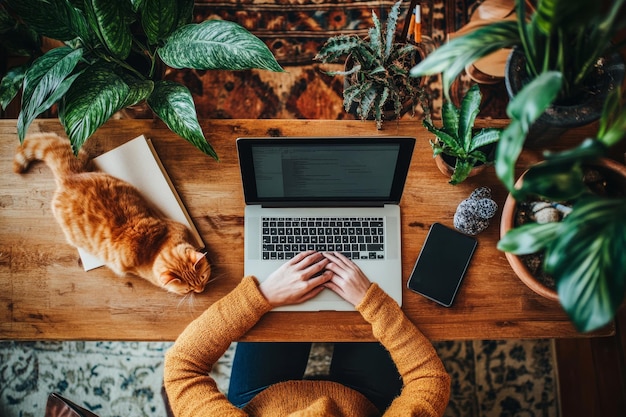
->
[227, 342, 402, 412]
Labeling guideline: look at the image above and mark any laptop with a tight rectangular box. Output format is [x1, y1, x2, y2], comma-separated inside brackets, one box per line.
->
[237, 136, 415, 311]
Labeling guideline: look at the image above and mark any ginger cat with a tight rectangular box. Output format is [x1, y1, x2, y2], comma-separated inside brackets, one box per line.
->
[13, 132, 211, 295]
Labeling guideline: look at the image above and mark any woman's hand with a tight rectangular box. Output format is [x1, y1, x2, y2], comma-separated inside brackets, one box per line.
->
[259, 251, 333, 307]
[322, 252, 372, 306]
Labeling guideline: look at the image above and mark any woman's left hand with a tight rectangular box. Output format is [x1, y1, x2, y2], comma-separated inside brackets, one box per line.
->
[322, 252, 372, 306]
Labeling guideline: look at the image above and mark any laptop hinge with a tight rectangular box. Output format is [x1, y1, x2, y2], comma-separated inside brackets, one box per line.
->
[259, 202, 389, 209]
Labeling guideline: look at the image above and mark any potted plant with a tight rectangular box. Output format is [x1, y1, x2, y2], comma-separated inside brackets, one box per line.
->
[498, 86, 626, 333]
[314, 0, 424, 129]
[409, 0, 625, 190]
[423, 83, 502, 184]
[0, 0, 283, 160]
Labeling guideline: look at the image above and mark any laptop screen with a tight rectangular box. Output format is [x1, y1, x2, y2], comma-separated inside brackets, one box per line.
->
[237, 137, 415, 206]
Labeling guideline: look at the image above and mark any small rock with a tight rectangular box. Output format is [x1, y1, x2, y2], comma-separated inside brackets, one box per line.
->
[454, 187, 498, 235]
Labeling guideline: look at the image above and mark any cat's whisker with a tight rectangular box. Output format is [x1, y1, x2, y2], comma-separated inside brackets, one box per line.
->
[177, 292, 193, 309]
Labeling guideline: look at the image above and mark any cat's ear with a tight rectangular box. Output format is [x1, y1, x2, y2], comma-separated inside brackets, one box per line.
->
[192, 251, 207, 269]
[160, 272, 181, 286]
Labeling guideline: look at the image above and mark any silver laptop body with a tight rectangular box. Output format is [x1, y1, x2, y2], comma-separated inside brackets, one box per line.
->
[237, 137, 415, 311]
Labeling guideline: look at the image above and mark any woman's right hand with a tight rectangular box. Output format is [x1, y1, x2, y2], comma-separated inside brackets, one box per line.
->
[259, 251, 333, 307]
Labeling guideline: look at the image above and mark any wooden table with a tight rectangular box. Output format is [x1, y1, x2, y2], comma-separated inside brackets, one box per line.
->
[0, 118, 614, 341]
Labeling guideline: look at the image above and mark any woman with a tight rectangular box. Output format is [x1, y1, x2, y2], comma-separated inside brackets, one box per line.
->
[164, 251, 450, 416]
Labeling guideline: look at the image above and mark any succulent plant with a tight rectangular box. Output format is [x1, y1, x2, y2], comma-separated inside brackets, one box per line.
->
[314, 0, 423, 129]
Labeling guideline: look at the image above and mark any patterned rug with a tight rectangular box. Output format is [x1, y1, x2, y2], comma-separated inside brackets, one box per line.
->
[0, 339, 558, 417]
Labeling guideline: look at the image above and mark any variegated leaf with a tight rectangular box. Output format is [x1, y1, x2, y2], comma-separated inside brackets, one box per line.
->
[84, 0, 132, 59]
[59, 64, 130, 152]
[147, 81, 217, 160]
[158, 20, 283, 72]
[18, 47, 83, 141]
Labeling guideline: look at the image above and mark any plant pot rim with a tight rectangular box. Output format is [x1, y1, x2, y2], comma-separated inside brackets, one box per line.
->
[434, 153, 487, 179]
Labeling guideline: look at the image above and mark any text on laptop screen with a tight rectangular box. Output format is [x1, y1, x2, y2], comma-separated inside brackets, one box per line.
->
[237, 137, 416, 206]
[251, 144, 399, 199]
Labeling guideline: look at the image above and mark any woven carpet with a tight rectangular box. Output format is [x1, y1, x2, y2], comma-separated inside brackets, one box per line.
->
[0, 339, 558, 417]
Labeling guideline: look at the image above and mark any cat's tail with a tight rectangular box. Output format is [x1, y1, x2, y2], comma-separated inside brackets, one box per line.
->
[13, 132, 86, 181]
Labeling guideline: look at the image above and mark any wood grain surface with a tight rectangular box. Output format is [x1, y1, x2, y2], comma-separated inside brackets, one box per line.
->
[0, 118, 613, 341]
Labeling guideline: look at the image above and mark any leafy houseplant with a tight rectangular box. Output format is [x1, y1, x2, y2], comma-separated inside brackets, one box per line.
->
[409, 0, 626, 191]
[497, 86, 626, 333]
[423, 84, 501, 184]
[314, 0, 423, 129]
[0, 0, 283, 160]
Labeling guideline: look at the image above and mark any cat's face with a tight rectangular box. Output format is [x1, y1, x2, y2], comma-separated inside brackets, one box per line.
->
[154, 245, 211, 295]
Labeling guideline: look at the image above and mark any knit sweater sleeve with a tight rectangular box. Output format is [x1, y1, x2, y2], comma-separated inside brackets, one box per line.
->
[356, 284, 451, 417]
[163, 276, 272, 417]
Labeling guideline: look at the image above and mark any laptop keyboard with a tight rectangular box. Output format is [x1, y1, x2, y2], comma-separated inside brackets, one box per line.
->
[261, 216, 385, 260]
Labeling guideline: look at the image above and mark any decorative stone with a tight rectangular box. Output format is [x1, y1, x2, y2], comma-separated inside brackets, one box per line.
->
[530, 202, 561, 224]
[453, 187, 498, 235]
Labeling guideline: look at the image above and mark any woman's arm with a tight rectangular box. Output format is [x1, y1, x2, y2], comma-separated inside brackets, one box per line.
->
[164, 276, 269, 417]
[323, 252, 451, 416]
[164, 251, 333, 417]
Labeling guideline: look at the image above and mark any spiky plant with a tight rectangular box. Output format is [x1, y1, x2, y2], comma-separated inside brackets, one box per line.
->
[314, 0, 422, 129]
[424, 84, 501, 184]
[0, 0, 283, 159]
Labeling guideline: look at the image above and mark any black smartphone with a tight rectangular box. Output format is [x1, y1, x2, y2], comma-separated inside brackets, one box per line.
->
[407, 222, 477, 307]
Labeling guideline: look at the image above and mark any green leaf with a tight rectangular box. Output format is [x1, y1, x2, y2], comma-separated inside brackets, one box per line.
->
[383, 0, 402, 60]
[550, 197, 626, 332]
[158, 20, 283, 72]
[141, 0, 179, 45]
[0, 10, 40, 57]
[0, 65, 27, 110]
[410, 20, 519, 98]
[497, 221, 562, 254]
[458, 84, 482, 151]
[147, 81, 217, 160]
[174, 0, 195, 28]
[516, 139, 608, 200]
[59, 63, 130, 152]
[521, 162, 586, 201]
[468, 128, 501, 153]
[597, 87, 626, 148]
[314, 35, 361, 63]
[495, 71, 563, 194]
[441, 101, 459, 137]
[5, 0, 80, 41]
[84, 0, 132, 59]
[423, 119, 464, 157]
[117, 72, 154, 108]
[368, 11, 383, 59]
[449, 159, 473, 185]
[17, 47, 83, 141]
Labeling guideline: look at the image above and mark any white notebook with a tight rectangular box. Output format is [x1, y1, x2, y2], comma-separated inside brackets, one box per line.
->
[78, 135, 203, 271]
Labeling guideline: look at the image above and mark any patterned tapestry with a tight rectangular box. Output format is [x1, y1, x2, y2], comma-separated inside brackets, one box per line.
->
[163, 0, 509, 121]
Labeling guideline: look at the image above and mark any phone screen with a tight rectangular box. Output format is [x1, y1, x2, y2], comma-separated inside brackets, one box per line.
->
[407, 222, 477, 307]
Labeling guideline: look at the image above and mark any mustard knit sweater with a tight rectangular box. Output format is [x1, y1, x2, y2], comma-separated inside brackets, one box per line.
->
[164, 276, 451, 417]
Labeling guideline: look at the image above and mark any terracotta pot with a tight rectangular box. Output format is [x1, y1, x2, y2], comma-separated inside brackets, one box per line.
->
[499, 182, 559, 301]
[434, 153, 486, 179]
[499, 158, 626, 301]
